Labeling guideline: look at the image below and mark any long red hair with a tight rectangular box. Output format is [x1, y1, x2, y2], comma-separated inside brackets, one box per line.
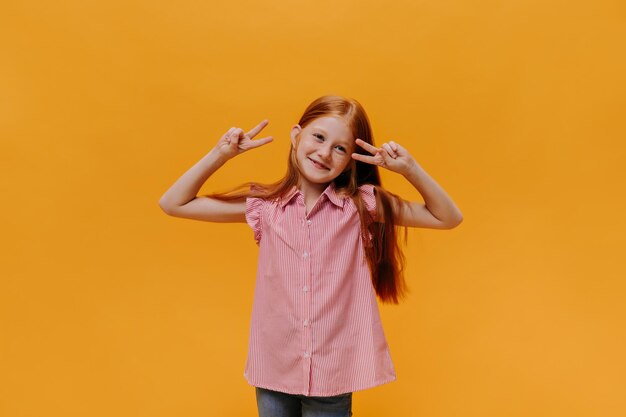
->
[206, 95, 410, 304]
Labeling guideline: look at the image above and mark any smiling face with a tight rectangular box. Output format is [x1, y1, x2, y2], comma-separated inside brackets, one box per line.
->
[290, 116, 355, 192]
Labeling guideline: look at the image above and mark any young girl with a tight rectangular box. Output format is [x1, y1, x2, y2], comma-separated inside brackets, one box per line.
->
[159, 95, 463, 417]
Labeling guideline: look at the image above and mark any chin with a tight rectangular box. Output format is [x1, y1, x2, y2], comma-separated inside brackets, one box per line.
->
[301, 171, 335, 185]
[306, 175, 333, 184]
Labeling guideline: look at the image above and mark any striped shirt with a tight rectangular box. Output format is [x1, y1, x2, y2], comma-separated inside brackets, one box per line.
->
[243, 181, 397, 396]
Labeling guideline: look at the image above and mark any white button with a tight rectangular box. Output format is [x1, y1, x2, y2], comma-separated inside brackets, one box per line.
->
[303, 251, 309, 258]
[307, 220, 312, 225]
[303, 285, 309, 292]
[304, 352, 311, 358]
[303, 319, 309, 326]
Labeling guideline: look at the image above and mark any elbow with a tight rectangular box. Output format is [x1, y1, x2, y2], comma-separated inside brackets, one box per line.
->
[442, 213, 463, 229]
[159, 202, 170, 215]
[159, 199, 175, 216]
[449, 213, 463, 229]
[455, 216, 464, 228]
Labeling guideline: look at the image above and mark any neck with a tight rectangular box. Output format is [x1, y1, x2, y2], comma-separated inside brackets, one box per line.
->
[297, 178, 330, 201]
[298, 180, 331, 216]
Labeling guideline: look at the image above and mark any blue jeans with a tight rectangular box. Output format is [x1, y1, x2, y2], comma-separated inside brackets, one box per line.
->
[255, 387, 353, 417]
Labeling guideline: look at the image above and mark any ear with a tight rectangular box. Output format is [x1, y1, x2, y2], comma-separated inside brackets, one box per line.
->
[290, 124, 302, 148]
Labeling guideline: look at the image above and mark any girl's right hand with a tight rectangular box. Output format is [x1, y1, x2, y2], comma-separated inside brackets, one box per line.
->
[214, 119, 273, 160]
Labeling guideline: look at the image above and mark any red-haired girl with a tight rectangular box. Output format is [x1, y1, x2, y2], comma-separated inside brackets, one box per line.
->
[159, 95, 463, 417]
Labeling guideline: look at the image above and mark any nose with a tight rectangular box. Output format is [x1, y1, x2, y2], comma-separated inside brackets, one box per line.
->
[317, 143, 332, 160]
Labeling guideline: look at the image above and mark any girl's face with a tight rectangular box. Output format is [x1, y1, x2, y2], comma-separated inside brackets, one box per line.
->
[290, 116, 355, 188]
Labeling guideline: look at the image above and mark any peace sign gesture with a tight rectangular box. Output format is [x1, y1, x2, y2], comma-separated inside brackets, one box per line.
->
[351, 138, 417, 176]
[214, 119, 274, 160]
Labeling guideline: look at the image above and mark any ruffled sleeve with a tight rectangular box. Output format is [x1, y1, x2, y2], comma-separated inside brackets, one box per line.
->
[245, 197, 265, 245]
[358, 183, 378, 222]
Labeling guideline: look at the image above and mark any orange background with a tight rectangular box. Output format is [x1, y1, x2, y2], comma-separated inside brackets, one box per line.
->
[2, 1, 625, 416]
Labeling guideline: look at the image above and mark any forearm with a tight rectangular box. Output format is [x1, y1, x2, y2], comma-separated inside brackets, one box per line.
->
[159, 147, 228, 209]
[402, 160, 463, 225]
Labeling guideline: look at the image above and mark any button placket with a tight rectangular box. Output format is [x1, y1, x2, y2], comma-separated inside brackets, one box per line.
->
[296, 194, 313, 394]
[302, 212, 313, 389]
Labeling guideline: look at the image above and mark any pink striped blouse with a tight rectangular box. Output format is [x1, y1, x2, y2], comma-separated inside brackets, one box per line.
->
[243, 182, 397, 396]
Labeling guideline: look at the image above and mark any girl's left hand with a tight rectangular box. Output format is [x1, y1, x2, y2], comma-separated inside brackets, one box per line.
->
[352, 138, 417, 176]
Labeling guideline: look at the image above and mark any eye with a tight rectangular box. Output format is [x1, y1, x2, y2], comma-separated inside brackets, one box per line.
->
[313, 133, 324, 141]
[335, 145, 346, 153]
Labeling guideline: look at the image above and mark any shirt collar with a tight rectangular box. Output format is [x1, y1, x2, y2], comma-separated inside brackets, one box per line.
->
[279, 182, 346, 209]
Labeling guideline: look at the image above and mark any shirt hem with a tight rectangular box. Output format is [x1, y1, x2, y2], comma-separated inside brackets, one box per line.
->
[244, 372, 397, 397]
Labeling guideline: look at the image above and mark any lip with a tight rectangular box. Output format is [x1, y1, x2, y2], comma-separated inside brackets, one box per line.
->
[308, 157, 330, 170]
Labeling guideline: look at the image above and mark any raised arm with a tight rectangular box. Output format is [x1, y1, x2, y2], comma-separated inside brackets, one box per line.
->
[352, 138, 463, 229]
[158, 120, 273, 223]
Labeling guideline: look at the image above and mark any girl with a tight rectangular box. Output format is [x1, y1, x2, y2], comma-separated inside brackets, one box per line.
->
[159, 95, 463, 417]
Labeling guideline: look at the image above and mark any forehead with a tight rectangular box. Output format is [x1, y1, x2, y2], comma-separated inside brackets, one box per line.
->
[306, 116, 353, 139]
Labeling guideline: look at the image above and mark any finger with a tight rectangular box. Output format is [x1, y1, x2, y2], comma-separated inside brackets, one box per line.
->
[382, 143, 397, 158]
[354, 138, 380, 155]
[232, 128, 246, 143]
[351, 152, 380, 165]
[247, 135, 274, 149]
[224, 127, 235, 143]
[378, 146, 393, 161]
[246, 119, 269, 139]
[389, 140, 398, 152]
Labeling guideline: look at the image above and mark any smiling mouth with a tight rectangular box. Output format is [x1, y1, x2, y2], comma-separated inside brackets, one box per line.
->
[308, 157, 330, 170]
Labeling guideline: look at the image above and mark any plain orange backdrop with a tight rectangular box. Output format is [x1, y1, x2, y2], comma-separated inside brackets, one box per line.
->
[1, 1, 625, 416]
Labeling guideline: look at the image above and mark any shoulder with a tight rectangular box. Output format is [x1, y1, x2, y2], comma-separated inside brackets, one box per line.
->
[246, 195, 281, 218]
[353, 183, 378, 220]
[245, 193, 288, 222]
[245, 196, 276, 244]
[334, 183, 376, 199]
[357, 183, 376, 197]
